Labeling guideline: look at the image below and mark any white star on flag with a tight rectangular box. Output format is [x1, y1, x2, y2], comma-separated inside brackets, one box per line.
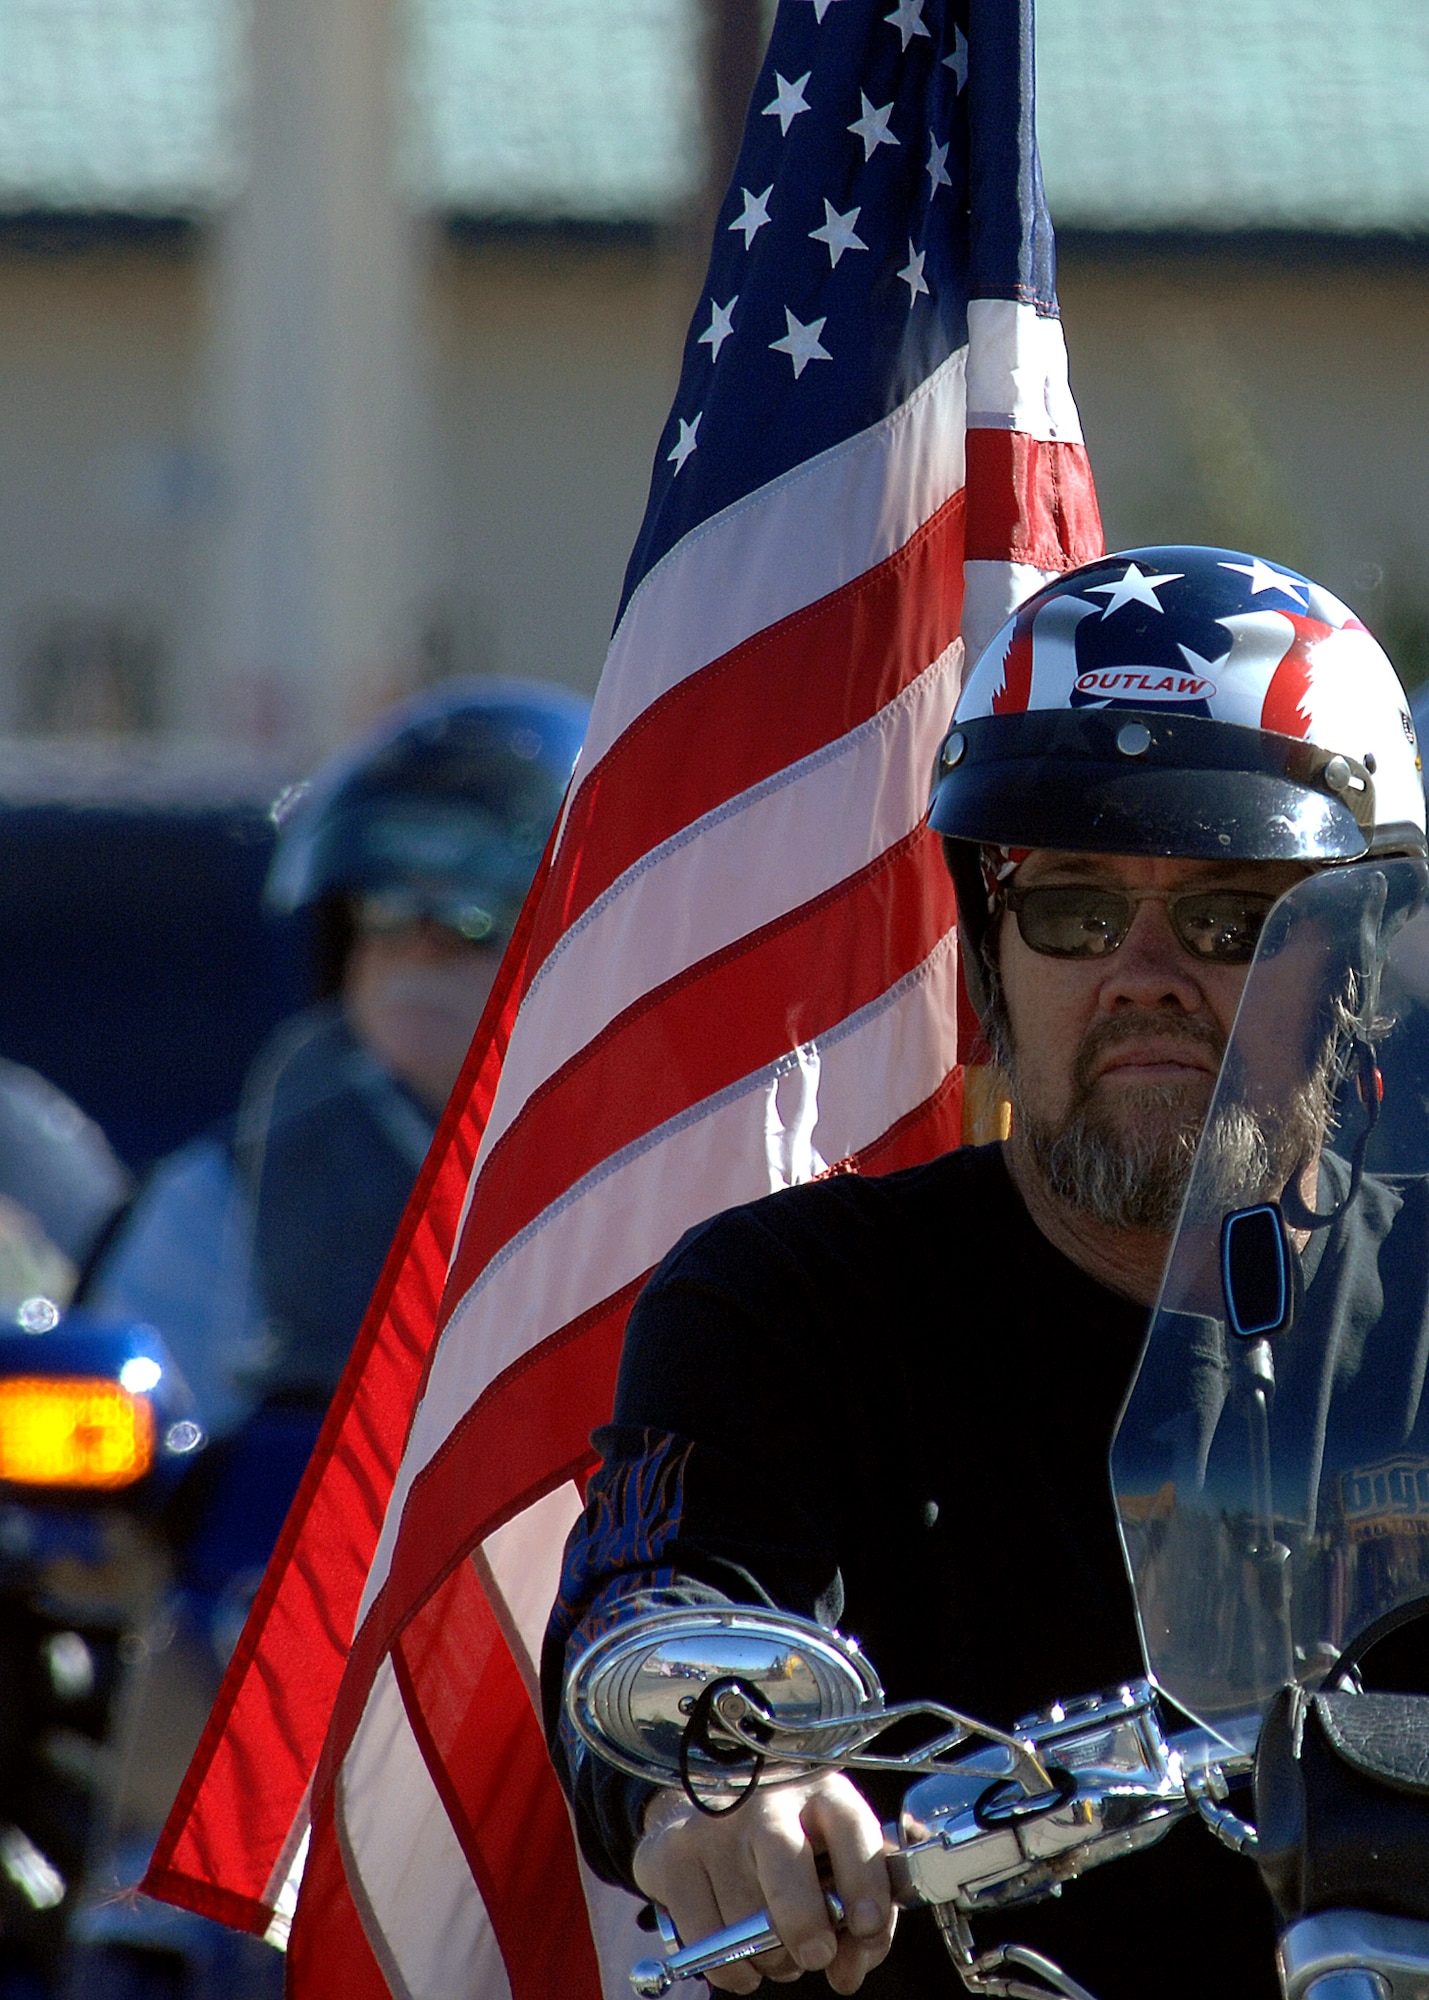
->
[847, 92, 899, 161]
[697, 296, 737, 364]
[770, 308, 832, 378]
[944, 25, 969, 90]
[897, 240, 929, 302]
[800, 0, 843, 17]
[1087, 562, 1185, 617]
[926, 133, 952, 193]
[884, 0, 931, 49]
[763, 71, 812, 137]
[728, 185, 773, 249]
[1220, 557, 1309, 605]
[667, 413, 701, 473]
[810, 200, 867, 268]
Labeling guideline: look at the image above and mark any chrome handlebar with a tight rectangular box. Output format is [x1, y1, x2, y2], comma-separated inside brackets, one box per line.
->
[632, 1680, 1253, 1998]
[631, 1889, 847, 1997]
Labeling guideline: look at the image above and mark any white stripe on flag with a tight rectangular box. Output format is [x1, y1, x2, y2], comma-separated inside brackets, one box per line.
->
[487, 650, 959, 1166]
[578, 1855, 655, 2000]
[358, 928, 957, 1626]
[338, 1658, 507, 2000]
[962, 560, 1063, 660]
[965, 299, 1084, 442]
[476, 1481, 585, 1699]
[580, 346, 969, 776]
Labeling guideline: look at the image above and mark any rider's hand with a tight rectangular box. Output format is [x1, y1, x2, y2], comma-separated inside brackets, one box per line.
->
[632, 1773, 896, 1994]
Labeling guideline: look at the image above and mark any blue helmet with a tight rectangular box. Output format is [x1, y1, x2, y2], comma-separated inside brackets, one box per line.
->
[266, 678, 589, 945]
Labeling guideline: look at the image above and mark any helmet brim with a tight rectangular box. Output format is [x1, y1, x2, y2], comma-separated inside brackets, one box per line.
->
[929, 709, 1372, 863]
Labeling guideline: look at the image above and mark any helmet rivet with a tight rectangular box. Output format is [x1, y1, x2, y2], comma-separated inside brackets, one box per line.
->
[1323, 755, 1352, 793]
[1116, 722, 1152, 759]
[941, 731, 966, 770]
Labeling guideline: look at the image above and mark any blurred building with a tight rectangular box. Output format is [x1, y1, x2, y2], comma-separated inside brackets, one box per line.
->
[0, 0, 1422, 753]
[1039, 0, 1429, 688]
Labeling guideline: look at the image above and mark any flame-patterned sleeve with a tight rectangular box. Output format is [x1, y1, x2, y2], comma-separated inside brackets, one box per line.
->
[539, 1203, 848, 1891]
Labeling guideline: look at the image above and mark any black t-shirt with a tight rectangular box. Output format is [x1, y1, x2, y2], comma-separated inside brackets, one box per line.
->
[542, 1144, 1281, 1999]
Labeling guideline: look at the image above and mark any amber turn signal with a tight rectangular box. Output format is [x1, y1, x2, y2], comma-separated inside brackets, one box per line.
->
[0, 1377, 154, 1489]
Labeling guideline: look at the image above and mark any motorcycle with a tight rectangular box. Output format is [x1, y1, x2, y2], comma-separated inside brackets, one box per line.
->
[0, 1296, 205, 1998]
[53, 1395, 317, 2000]
[0, 773, 310, 1996]
[56, 1005, 403, 1999]
[565, 855, 1429, 2000]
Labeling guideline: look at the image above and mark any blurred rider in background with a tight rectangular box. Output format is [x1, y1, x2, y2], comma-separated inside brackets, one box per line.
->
[61, 681, 584, 1998]
[88, 677, 589, 1441]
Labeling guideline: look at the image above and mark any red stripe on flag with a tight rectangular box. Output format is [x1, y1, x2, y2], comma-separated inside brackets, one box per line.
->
[315, 1281, 636, 1805]
[145, 836, 562, 1924]
[964, 431, 1102, 571]
[531, 486, 966, 963]
[286, 1789, 394, 2000]
[393, 1562, 604, 2000]
[449, 828, 958, 1310]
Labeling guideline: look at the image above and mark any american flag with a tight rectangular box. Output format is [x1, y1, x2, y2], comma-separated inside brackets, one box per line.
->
[144, 0, 1101, 1992]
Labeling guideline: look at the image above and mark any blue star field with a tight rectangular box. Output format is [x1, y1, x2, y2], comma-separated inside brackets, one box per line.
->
[618, 0, 1060, 619]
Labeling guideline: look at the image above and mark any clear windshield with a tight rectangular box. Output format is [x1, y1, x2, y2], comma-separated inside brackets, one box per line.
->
[1112, 857, 1429, 1744]
[87, 1002, 436, 1433]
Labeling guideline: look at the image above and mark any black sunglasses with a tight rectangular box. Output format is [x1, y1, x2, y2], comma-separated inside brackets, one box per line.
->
[1002, 884, 1278, 964]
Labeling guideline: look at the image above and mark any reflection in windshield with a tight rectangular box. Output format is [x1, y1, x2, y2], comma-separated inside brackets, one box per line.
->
[1112, 859, 1429, 1741]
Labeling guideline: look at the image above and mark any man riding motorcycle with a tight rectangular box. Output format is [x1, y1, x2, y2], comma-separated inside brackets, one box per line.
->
[540, 546, 1427, 2000]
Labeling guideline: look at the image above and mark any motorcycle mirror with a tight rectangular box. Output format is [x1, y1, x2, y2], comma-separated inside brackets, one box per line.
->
[565, 1605, 885, 1786]
[1221, 1203, 1292, 1340]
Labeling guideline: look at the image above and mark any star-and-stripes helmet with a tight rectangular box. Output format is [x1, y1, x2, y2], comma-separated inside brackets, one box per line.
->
[929, 545, 1427, 1014]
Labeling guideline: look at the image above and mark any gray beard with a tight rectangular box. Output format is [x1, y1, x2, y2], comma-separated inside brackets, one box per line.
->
[990, 1002, 1333, 1234]
[1178, 1044, 1335, 1225]
[1027, 1081, 1208, 1233]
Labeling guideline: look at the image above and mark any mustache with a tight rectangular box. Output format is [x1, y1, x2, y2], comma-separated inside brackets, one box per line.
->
[1071, 1011, 1225, 1100]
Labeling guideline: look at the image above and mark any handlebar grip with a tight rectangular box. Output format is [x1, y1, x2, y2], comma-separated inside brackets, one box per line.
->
[631, 1889, 847, 1996]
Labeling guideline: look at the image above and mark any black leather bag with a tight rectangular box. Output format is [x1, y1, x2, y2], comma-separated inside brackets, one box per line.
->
[1254, 1686, 1429, 1923]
